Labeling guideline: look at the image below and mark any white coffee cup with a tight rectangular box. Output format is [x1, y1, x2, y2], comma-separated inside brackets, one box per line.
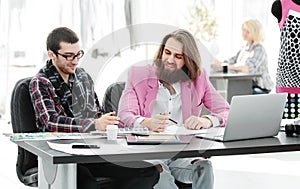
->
[106, 125, 118, 140]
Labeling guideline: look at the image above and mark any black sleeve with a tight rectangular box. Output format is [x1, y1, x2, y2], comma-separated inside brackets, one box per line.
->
[271, 0, 282, 22]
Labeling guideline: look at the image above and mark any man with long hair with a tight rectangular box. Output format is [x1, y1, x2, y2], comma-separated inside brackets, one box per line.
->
[118, 29, 230, 189]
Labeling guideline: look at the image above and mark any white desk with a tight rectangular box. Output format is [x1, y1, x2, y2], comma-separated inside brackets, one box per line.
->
[12, 131, 300, 189]
[209, 72, 261, 103]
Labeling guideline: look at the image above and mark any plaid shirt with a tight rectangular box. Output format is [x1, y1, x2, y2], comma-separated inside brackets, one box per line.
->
[29, 61, 102, 133]
[226, 43, 274, 90]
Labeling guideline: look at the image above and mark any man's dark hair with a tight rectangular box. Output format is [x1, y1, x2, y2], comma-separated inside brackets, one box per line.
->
[46, 27, 79, 53]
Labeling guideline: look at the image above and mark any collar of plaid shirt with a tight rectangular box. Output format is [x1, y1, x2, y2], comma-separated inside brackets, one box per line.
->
[42, 60, 101, 119]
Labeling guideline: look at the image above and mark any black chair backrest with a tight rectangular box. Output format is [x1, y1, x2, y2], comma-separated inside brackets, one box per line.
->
[102, 82, 126, 115]
[10, 77, 38, 187]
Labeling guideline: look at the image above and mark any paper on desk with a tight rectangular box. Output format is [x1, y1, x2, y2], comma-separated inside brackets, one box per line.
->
[156, 125, 207, 135]
[47, 139, 130, 155]
[47, 141, 99, 155]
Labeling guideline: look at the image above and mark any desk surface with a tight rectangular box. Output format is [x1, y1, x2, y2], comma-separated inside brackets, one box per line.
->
[13, 131, 300, 165]
[209, 72, 261, 79]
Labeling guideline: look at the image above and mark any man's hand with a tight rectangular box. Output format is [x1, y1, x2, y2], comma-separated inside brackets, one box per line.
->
[140, 112, 169, 132]
[95, 112, 119, 131]
[184, 116, 212, 130]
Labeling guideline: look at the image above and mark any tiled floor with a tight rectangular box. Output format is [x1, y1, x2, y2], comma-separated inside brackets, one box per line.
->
[1, 119, 300, 189]
[212, 152, 300, 189]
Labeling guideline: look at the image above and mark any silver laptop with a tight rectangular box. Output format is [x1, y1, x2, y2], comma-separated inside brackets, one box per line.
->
[197, 93, 288, 142]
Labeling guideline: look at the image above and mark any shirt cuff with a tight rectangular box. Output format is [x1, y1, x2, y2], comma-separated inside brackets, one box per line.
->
[202, 115, 220, 127]
[134, 117, 146, 128]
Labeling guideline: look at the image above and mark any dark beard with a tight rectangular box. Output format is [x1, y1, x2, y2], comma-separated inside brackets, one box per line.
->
[156, 61, 190, 84]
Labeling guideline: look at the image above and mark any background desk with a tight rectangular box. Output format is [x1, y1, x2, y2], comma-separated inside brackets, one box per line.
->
[209, 72, 261, 103]
[13, 132, 300, 189]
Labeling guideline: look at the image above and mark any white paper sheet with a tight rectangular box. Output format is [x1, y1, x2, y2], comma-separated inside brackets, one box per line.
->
[156, 125, 208, 135]
[47, 139, 130, 155]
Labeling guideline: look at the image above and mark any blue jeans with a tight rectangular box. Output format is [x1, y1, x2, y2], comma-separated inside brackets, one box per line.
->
[153, 158, 214, 189]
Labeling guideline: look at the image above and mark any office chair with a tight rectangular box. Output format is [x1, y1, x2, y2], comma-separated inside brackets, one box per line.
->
[102, 82, 192, 189]
[10, 77, 38, 187]
[11, 77, 116, 188]
[102, 82, 126, 114]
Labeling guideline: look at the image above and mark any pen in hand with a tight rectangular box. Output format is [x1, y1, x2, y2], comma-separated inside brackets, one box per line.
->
[118, 119, 130, 128]
[169, 118, 178, 124]
[159, 113, 178, 124]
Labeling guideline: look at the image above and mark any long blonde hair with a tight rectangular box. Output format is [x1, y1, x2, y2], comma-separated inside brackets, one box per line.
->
[242, 19, 264, 46]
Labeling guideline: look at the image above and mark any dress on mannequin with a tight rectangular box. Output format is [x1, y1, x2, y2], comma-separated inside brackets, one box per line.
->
[272, 0, 300, 119]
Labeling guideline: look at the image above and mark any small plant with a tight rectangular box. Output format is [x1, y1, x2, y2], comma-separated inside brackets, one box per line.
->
[187, 0, 217, 42]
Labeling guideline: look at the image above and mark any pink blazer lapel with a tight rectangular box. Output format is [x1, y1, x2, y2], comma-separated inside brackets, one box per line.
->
[181, 82, 192, 122]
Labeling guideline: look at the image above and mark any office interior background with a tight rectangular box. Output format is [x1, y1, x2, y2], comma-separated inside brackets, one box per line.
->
[1, 0, 300, 188]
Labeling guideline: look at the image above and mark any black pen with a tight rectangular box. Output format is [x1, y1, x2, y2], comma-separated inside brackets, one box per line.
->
[159, 113, 178, 124]
[131, 132, 149, 136]
[72, 144, 100, 149]
[169, 118, 178, 124]
[119, 119, 130, 128]
[110, 111, 128, 128]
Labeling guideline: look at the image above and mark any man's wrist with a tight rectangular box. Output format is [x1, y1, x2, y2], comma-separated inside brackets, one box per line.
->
[134, 117, 146, 128]
[200, 117, 212, 127]
[94, 118, 103, 131]
[202, 115, 220, 127]
[140, 118, 151, 128]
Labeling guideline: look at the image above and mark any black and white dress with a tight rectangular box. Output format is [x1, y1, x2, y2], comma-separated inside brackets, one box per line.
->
[276, 0, 300, 118]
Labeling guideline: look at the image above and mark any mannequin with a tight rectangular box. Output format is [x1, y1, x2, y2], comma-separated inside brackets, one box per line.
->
[271, 0, 300, 22]
[272, 0, 300, 119]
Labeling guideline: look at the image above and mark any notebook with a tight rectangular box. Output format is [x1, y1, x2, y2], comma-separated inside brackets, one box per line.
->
[196, 93, 288, 142]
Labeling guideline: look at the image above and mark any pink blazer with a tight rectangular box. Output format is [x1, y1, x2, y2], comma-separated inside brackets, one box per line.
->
[118, 64, 230, 127]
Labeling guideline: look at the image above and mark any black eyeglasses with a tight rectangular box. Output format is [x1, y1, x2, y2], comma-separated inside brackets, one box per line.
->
[54, 50, 84, 61]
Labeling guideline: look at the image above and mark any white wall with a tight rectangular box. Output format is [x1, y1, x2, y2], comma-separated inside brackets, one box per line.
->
[0, 0, 281, 116]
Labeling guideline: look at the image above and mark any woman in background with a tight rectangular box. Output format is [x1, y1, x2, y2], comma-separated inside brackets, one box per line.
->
[212, 19, 274, 94]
